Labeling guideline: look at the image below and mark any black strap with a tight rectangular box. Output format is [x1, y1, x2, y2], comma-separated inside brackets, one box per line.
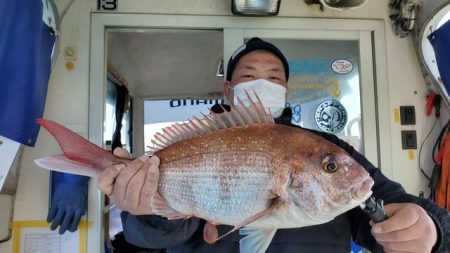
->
[111, 85, 128, 151]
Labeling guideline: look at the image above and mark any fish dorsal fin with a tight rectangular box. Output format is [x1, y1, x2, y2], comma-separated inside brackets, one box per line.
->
[148, 91, 274, 153]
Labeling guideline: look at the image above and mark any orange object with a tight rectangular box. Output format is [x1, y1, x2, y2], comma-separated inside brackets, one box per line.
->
[65, 61, 74, 71]
[425, 91, 436, 116]
[436, 133, 450, 211]
[426, 92, 436, 117]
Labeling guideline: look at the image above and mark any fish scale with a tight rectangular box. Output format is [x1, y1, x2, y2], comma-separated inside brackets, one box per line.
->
[158, 152, 278, 225]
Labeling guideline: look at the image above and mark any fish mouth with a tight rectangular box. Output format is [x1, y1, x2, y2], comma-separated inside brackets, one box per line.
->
[350, 176, 374, 201]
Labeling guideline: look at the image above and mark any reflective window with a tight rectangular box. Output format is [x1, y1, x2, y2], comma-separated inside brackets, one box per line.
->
[144, 98, 223, 151]
[266, 39, 363, 153]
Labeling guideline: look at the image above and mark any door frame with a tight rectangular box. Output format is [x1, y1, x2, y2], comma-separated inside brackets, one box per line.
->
[89, 13, 390, 252]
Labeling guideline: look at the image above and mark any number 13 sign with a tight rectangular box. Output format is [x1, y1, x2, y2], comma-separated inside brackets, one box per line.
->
[98, 0, 118, 11]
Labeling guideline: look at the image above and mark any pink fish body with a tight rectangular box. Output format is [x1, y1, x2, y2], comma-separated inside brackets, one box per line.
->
[155, 123, 372, 228]
[35, 95, 373, 253]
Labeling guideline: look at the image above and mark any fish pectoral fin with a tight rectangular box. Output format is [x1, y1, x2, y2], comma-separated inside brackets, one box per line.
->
[212, 197, 283, 243]
[239, 228, 277, 253]
[203, 221, 219, 244]
[151, 192, 188, 220]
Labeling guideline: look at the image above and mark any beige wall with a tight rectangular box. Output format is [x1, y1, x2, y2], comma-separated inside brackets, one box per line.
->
[1, 0, 444, 251]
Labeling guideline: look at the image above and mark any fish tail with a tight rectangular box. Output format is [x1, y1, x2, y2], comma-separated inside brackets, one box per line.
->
[35, 118, 118, 177]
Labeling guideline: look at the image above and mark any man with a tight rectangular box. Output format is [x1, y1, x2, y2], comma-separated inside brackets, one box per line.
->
[97, 38, 449, 253]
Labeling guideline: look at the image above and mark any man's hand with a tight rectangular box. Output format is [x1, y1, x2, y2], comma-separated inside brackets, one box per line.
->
[371, 203, 438, 253]
[96, 148, 160, 215]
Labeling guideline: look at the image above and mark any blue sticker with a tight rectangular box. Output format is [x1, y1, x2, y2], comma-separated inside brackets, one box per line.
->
[315, 100, 348, 133]
[286, 102, 301, 124]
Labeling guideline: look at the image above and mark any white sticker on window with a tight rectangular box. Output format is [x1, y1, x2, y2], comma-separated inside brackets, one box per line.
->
[331, 59, 353, 74]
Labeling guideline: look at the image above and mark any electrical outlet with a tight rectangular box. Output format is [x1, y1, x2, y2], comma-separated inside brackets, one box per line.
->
[400, 106, 415, 125]
[401, 130, 417, 149]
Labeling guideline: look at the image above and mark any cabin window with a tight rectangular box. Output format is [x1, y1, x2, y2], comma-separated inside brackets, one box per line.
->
[104, 78, 132, 152]
[253, 38, 363, 153]
[144, 98, 223, 152]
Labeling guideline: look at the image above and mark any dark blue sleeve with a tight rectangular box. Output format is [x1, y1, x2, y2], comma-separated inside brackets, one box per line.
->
[121, 211, 202, 249]
[310, 129, 449, 252]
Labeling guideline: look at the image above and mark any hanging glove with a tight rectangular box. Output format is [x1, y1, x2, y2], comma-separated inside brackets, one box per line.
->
[47, 171, 89, 234]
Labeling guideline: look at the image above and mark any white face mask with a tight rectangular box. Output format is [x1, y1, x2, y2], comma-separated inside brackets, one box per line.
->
[232, 79, 287, 118]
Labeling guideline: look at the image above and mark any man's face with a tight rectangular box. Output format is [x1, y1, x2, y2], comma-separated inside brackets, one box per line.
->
[224, 50, 287, 102]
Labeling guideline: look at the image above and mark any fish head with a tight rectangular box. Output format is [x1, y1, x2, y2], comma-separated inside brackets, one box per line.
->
[287, 147, 374, 223]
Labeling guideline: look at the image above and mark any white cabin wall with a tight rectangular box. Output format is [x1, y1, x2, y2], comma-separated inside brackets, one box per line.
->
[1, 0, 444, 251]
[0, 0, 93, 251]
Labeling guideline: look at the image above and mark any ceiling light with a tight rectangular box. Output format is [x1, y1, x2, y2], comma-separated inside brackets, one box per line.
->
[232, 0, 281, 16]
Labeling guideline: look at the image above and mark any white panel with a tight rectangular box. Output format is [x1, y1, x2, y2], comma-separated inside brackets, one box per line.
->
[371, 22, 392, 179]
[224, 29, 245, 79]
[358, 31, 378, 167]
[88, 16, 107, 253]
[0, 136, 20, 190]
[0, 194, 13, 240]
[243, 29, 359, 39]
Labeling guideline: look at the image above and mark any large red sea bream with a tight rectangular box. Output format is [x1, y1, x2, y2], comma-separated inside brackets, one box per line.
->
[35, 94, 374, 253]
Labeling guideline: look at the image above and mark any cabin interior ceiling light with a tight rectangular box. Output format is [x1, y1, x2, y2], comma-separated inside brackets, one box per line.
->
[231, 0, 281, 16]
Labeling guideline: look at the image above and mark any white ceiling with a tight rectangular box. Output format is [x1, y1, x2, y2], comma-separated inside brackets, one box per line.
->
[107, 29, 224, 99]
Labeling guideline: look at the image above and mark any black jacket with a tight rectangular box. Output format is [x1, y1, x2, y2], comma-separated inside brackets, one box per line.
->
[121, 106, 449, 253]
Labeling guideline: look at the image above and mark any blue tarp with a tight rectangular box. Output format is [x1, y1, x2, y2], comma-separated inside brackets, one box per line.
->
[0, 0, 55, 146]
[429, 19, 450, 96]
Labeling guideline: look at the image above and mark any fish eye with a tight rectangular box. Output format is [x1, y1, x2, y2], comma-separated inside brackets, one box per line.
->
[322, 155, 339, 173]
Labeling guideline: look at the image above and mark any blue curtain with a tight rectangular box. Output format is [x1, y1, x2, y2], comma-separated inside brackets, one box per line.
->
[429, 19, 450, 96]
[0, 0, 55, 146]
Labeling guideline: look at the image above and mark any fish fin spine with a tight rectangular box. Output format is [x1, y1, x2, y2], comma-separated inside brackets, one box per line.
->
[149, 90, 274, 152]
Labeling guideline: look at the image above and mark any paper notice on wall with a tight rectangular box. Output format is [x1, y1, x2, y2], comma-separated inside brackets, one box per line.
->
[20, 228, 79, 253]
[12, 220, 89, 253]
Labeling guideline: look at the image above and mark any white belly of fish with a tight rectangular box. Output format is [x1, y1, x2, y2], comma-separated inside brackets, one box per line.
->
[158, 152, 278, 225]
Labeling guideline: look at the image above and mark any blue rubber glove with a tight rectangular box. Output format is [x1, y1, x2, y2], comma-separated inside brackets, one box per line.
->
[47, 171, 89, 234]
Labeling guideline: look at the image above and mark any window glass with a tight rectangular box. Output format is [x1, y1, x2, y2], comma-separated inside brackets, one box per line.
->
[144, 98, 223, 151]
[266, 39, 363, 153]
